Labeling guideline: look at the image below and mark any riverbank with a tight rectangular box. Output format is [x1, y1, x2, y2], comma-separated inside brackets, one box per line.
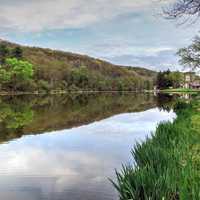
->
[161, 88, 200, 94]
[113, 99, 200, 199]
[0, 90, 153, 96]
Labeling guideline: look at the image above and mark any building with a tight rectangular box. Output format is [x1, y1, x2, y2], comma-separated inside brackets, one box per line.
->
[190, 81, 200, 89]
[184, 72, 200, 89]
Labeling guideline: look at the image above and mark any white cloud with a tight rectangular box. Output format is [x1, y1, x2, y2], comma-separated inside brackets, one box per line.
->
[0, 0, 165, 32]
[104, 48, 181, 71]
[90, 41, 174, 57]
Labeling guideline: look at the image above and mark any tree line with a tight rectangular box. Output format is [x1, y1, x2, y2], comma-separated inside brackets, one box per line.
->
[36, 65, 154, 92]
[0, 44, 154, 92]
[156, 70, 184, 90]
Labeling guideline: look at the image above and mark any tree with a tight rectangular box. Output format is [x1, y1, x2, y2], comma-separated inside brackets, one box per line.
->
[0, 66, 11, 90]
[156, 70, 173, 89]
[6, 58, 34, 81]
[71, 66, 89, 89]
[0, 101, 34, 131]
[0, 44, 9, 64]
[0, 58, 34, 91]
[163, 0, 200, 22]
[177, 36, 200, 69]
[157, 72, 165, 89]
[12, 47, 23, 59]
[168, 71, 184, 88]
[156, 70, 184, 89]
[163, 1, 200, 70]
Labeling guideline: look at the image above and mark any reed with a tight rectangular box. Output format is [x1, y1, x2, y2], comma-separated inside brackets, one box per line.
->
[112, 101, 200, 200]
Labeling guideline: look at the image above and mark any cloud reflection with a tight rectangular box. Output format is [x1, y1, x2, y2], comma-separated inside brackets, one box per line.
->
[0, 108, 176, 200]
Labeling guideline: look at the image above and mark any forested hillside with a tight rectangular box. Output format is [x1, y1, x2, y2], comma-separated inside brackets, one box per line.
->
[0, 40, 157, 92]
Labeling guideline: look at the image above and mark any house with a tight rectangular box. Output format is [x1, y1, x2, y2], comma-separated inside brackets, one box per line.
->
[184, 72, 195, 89]
[184, 72, 200, 89]
[190, 81, 200, 89]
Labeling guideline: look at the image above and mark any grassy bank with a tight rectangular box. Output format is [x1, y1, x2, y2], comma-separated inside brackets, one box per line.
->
[161, 88, 200, 93]
[112, 100, 200, 199]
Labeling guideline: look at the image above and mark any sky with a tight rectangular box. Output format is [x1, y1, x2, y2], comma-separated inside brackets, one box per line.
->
[0, 0, 199, 71]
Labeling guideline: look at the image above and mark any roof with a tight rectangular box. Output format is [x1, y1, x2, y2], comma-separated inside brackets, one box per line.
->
[190, 82, 200, 87]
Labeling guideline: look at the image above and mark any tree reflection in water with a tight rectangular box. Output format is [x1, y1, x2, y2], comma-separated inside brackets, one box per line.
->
[0, 92, 176, 143]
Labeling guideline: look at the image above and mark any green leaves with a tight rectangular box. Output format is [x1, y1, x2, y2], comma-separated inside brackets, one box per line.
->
[156, 70, 183, 90]
[0, 58, 34, 91]
[0, 65, 11, 83]
[6, 58, 33, 81]
[0, 44, 9, 64]
[11, 47, 23, 59]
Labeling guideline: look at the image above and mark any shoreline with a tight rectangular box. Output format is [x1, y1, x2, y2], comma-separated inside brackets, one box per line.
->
[1, 89, 199, 96]
[0, 90, 155, 96]
[160, 88, 200, 94]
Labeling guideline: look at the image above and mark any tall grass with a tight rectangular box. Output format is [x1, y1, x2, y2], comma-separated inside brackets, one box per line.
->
[112, 101, 200, 200]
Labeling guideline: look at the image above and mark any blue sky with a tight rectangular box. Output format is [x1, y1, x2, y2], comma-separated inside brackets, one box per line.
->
[0, 0, 199, 71]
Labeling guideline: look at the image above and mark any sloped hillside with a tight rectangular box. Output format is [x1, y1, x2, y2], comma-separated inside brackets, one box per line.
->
[0, 40, 157, 92]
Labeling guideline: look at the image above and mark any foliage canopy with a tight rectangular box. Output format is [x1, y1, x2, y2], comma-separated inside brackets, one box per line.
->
[0, 41, 157, 92]
[177, 36, 200, 69]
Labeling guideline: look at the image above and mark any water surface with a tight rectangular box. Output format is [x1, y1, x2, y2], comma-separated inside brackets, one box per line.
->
[0, 93, 176, 200]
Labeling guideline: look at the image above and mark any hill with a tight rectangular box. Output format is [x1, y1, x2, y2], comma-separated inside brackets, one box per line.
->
[0, 40, 157, 92]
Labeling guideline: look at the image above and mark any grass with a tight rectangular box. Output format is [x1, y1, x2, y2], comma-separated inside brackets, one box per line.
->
[112, 100, 200, 199]
[161, 88, 200, 93]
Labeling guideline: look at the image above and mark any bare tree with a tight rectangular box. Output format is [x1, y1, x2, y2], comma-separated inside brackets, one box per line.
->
[163, 0, 200, 22]
[162, 1, 200, 71]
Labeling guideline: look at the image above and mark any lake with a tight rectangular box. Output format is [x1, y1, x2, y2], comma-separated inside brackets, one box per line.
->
[0, 93, 176, 200]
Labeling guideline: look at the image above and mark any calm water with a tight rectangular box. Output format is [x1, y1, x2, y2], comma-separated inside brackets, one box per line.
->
[0, 93, 176, 200]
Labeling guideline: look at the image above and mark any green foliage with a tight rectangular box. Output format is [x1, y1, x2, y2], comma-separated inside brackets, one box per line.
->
[6, 106, 34, 129]
[0, 43, 36, 91]
[157, 70, 183, 89]
[0, 44, 9, 64]
[0, 66, 11, 83]
[37, 80, 51, 92]
[0, 58, 34, 91]
[0, 100, 34, 130]
[0, 41, 157, 92]
[11, 46, 23, 59]
[157, 70, 172, 89]
[0, 44, 23, 62]
[6, 58, 33, 81]
[174, 101, 190, 113]
[113, 100, 200, 199]
[0, 93, 156, 143]
[168, 71, 184, 88]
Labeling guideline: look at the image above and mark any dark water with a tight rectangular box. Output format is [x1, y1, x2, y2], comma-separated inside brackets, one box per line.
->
[0, 93, 176, 200]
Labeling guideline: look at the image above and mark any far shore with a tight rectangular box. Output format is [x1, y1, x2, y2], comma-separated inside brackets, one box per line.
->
[0, 90, 155, 96]
[1, 88, 199, 96]
[160, 88, 200, 94]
